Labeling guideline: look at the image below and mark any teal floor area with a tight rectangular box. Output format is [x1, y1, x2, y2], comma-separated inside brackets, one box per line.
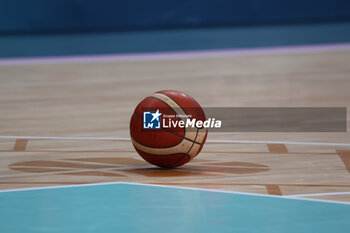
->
[1, 22, 350, 58]
[0, 183, 349, 233]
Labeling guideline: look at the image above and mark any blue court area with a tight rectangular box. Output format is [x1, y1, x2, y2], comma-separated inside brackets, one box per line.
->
[1, 22, 350, 58]
[0, 183, 349, 233]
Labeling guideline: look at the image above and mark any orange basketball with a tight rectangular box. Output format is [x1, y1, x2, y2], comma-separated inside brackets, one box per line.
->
[130, 90, 208, 168]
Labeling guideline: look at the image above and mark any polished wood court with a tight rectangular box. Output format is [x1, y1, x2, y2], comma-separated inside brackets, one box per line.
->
[1, 48, 350, 202]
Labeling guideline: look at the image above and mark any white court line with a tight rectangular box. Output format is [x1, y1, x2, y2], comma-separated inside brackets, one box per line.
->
[0, 181, 349, 205]
[0, 135, 350, 147]
[0, 181, 124, 193]
[0, 136, 130, 141]
[1, 43, 350, 66]
[206, 139, 350, 147]
[121, 182, 350, 205]
[287, 191, 350, 198]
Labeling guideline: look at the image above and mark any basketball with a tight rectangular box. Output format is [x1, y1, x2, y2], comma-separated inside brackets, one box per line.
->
[130, 90, 208, 168]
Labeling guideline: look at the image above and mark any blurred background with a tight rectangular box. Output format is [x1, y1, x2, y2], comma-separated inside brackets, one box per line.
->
[1, 0, 350, 58]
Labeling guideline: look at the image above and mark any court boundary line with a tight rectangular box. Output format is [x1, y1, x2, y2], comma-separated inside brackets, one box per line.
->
[123, 182, 350, 205]
[287, 191, 350, 198]
[0, 181, 124, 193]
[1, 135, 350, 147]
[1, 43, 350, 66]
[0, 181, 349, 205]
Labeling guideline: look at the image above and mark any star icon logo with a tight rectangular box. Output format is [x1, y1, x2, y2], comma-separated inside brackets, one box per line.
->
[143, 109, 162, 129]
[150, 109, 161, 122]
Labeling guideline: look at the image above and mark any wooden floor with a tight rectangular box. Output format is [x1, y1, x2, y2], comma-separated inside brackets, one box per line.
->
[1, 49, 350, 202]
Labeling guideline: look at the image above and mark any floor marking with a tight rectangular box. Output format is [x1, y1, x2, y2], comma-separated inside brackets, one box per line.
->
[0, 135, 350, 147]
[206, 139, 350, 147]
[0, 136, 130, 141]
[0, 181, 88, 185]
[291, 196, 350, 205]
[0, 181, 124, 193]
[149, 183, 350, 188]
[267, 144, 288, 153]
[120, 182, 350, 205]
[13, 139, 28, 151]
[265, 184, 283, 195]
[0, 166, 128, 179]
[1, 43, 350, 66]
[336, 150, 350, 173]
[0, 150, 134, 153]
[0, 149, 339, 155]
[0, 181, 349, 205]
[286, 191, 350, 198]
[1, 161, 268, 179]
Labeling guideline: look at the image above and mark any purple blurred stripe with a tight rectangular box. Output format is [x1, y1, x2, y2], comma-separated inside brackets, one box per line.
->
[1, 43, 350, 66]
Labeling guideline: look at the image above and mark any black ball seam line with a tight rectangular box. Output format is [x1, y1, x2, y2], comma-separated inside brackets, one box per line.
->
[135, 148, 191, 158]
[159, 92, 201, 163]
[130, 134, 192, 152]
[187, 93, 208, 145]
